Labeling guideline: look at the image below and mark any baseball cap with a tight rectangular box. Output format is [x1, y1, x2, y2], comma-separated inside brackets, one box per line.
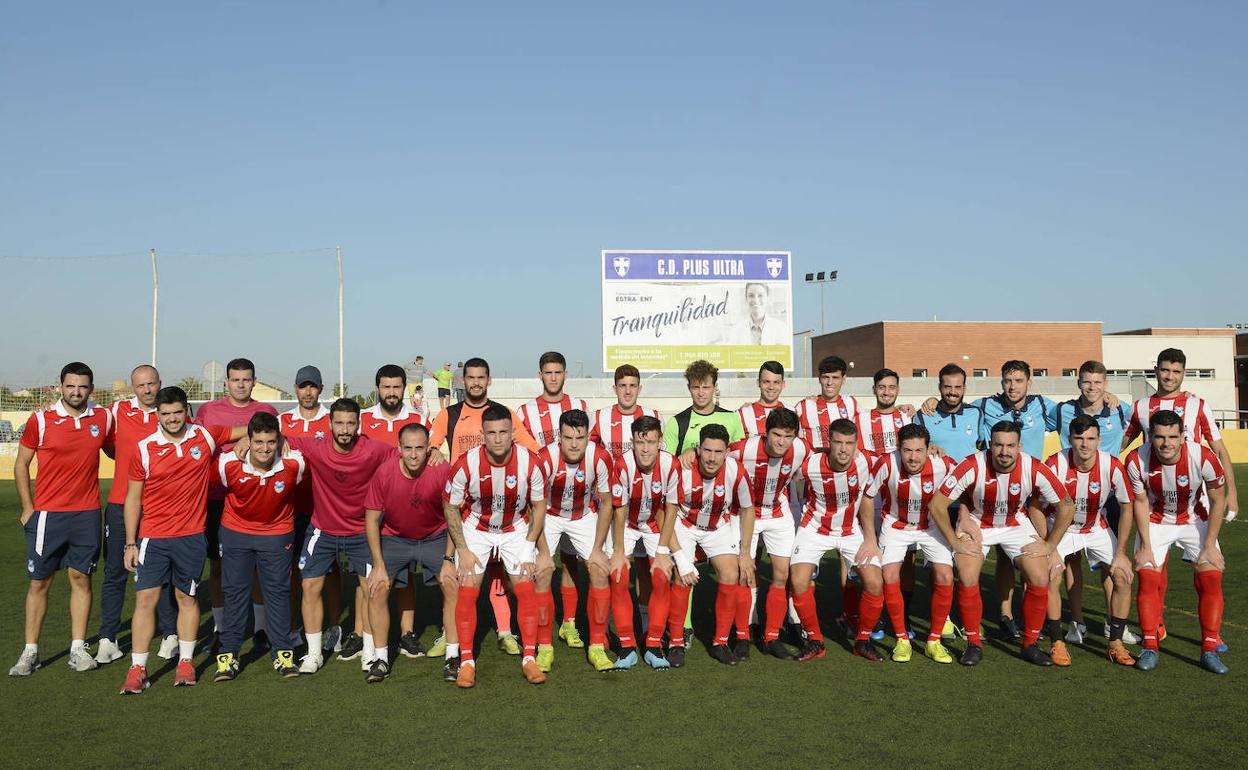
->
[295, 365, 323, 388]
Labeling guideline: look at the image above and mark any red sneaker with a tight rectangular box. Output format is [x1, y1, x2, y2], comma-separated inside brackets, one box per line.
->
[174, 658, 197, 687]
[120, 664, 149, 695]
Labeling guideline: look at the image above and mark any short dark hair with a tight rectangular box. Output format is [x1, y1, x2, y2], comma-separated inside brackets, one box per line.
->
[938, 363, 966, 384]
[1068, 413, 1100, 438]
[873, 368, 899, 385]
[1149, 409, 1183, 432]
[897, 423, 929, 446]
[698, 423, 730, 445]
[155, 386, 188, 409]
[558, 409, 590, 432]
[614, 364, 640, 383]
[464, 357, 490, 376]
[59, 361, 93, 385]
[684, 359, 718, 385]
[758, 361, 785, 379]
[398, 422, 430, 443]
[818, 356, 847, 376]
[829, 418, 857, 438]
[539, 352, 567, 370]
[375, 364, 406, 388]
[1157, 348, 1186, 368]
[1078, 360, 1107, 377]
[631, 415, 662, 437]
[764, 407, 799, 434]
[482, 403, 512, 425]
[329, 397, 360, 417]
[1001, 360, 1030, 378]
[226, 358, 255, 377]
[247, 412, 280, 437]
[989, 420, 1021, 439]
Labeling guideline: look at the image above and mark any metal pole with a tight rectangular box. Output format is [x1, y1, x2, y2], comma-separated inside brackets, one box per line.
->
[337, 245, 344, 397]
[819, 282, 826, 334]
[149, 248, 159, 366]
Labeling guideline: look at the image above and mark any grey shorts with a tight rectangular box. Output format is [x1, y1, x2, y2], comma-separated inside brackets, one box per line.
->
[382, 531, 449, 588]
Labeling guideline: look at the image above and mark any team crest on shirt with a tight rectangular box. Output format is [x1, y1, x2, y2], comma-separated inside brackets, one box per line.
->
[190, 447, 202, 460]
[1178, 475, 1189, 486]
[651, 481, 663, 494]
[922, 481, 934, 493]
[315, 431, 325, 440]
[781, 464, 791, 474]
[838, 407, 848, 418]
[714, 485, 725, 497]
[1089, 481, 1101, 494]
[1009, 483, 1021, 494]
[575, 469, 585, 482]
[89, 424, 100, 437]
[848, 474, 858, 485]
[505, 475, 517, 489]
[1175, 406, 1185, 417]
[893, 417, 903, 428]
[611, 484, 624, 497]
[274, 481, 286, 493]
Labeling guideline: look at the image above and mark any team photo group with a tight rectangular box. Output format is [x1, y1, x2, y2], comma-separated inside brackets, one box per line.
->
[10, 346, 1236, 693]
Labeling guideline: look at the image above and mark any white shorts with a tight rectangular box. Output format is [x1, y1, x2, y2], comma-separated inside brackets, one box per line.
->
[542, 513, 604, 561]
[750, 515, 797, 559]
[880, 527, 953, 566]
[789, 526, 881, 569]
[673, 518, 740, 560]
[458, 527, 533, 576]
[1057, 526, 1116, 566]
[624, 527, 661, 560]
[1137, 519, 1218, 568]
[978, 518, 1041, 563]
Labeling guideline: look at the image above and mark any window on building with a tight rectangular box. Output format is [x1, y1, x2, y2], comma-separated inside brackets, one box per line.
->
[1062, 368, 1077, 377]
[912, 368, 928, 378]
[973, 368, 988, 378]
[1032, 368, 1048, 377]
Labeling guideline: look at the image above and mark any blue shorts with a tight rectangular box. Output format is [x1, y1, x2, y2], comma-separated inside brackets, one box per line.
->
[298, 528, 371, 579]
[382, 532, 448, 588]
[205, 499, 225, 560]
[24, 509, 101, 580]
[136, 533, 207, 596]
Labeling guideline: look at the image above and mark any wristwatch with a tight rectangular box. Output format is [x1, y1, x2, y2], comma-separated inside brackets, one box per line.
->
[442, 555, 455, 563]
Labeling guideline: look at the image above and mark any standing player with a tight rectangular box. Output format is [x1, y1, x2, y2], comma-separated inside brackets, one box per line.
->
[855, 369, 911, 457]
[795, 356, 862, 452]
[536, 410, 615, 672]
[10, 362, 112, 676]
[603, 416, 677, 670]
[362, 423, 458, 683]
[870, 424, 959, 664]
[518, 351, 588, 448]
[1043, 415, 1136, 666]
[653, 424, 756, 666]
[664, 360, 745, 462]
[912, 364, 984, 464]
[1126, 410, 1229, 674]
[196, 358, 278, 652]
[590, 364, 661, 461]
[787, 419, 885, 663]
[119, 387, 246, 693]
[928, 421, 1073, 667]
[213, 412, 304, 680]
[443, 405, 549, 688]
[737, 361, 787, 437]
[729, 407, 808, 659]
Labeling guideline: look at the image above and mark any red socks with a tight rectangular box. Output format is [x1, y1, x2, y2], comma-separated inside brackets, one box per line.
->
[610, 562, 636, 648]
[792, 587, 822, 641]
[856, 590, 884, 641]
[646, 567, 671, 648]
[1195, 569, 1225, 653]
[588, 586, 610, 646]
[842, 583, 860, 626]
[883, 581, 907, 638]
[958, 585, 982, 646]
[734, 584, 752, 641]
[1137, 568, 1163, 651]
[560, 583, 579, 625]
[512, 581, 539, 656]
[536, 589, 555, 646]
[668, 583, 692, 646]
[928, 583, 953, 643]
[456, 585, 480, 663]
[763, 586, 788, 642]
[488, 573, 512, 634]
[714, 583, 736, 645]
[1021, 584, 1049, 646]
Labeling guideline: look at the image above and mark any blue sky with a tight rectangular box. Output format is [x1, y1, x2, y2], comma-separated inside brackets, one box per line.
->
[2, 1, 1245, 391]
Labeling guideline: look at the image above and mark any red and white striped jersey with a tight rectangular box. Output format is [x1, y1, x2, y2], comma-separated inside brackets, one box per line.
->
[518, 394, 588, 448]
[667, 457, 753, 531]
[539, 441, 612, 520]
[856, 408, 911, 455]
[796, 451, 874, 537]
[737, 401, 786, 437]
[1125, 441, 1225, 525]
[611, 450, 676, 533]
[359, 403, 427, 447]
[1124, 395, 1222, 446]
[795, 394, 860, 450]
[729, 435, 810, 519]
[1043, 450, 1130, 533]
[940, 452, 1066, 529]
[443, 445, 545, 533]
[871, 452, 957, 531]
[589, 404, 661, 460]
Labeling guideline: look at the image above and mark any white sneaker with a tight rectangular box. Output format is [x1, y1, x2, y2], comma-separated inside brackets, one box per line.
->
[361, 656, 373, 672]
[298, 652, 323, 675]
[323, 625, 342, 654]
[157, 635, 179, 659]
[1122, 626, 1140, 645]
[8, 649, 39, 677]
[68, 648, 99, 672]
[1065, 622, 1086, 644]
[95, 638, 124, 664]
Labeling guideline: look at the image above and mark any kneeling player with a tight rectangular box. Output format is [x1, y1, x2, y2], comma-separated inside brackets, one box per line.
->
[788, 419, 886, 663]
[870, 424, 958, 663]
[443, 405, 549, 687]
[929, 421, 1073, 667]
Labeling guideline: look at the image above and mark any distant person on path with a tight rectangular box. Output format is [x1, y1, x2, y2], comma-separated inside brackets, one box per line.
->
[452, 362, 465, 404]
[435, 362, 454, 410]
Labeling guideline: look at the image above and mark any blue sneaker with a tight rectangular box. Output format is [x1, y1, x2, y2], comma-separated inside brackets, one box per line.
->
[870, 628, 885, 642]
[1216, 638, 1230, 653]
[907, 628, 915, 640]
[1201, 652, 1229, 675]
[1135, 649, 1159, 672]
[614, 650, 639, 671]
[643, 648, 671, 670]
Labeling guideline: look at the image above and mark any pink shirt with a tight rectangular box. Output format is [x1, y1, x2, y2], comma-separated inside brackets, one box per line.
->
[286, 435, 394, 536]
[196, 397, 278, 500]
[365, 460, 452, 540]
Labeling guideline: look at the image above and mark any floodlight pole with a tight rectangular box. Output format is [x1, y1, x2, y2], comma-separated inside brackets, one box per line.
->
[150, 248, 159, 367]
[337, 245, 345, 396]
